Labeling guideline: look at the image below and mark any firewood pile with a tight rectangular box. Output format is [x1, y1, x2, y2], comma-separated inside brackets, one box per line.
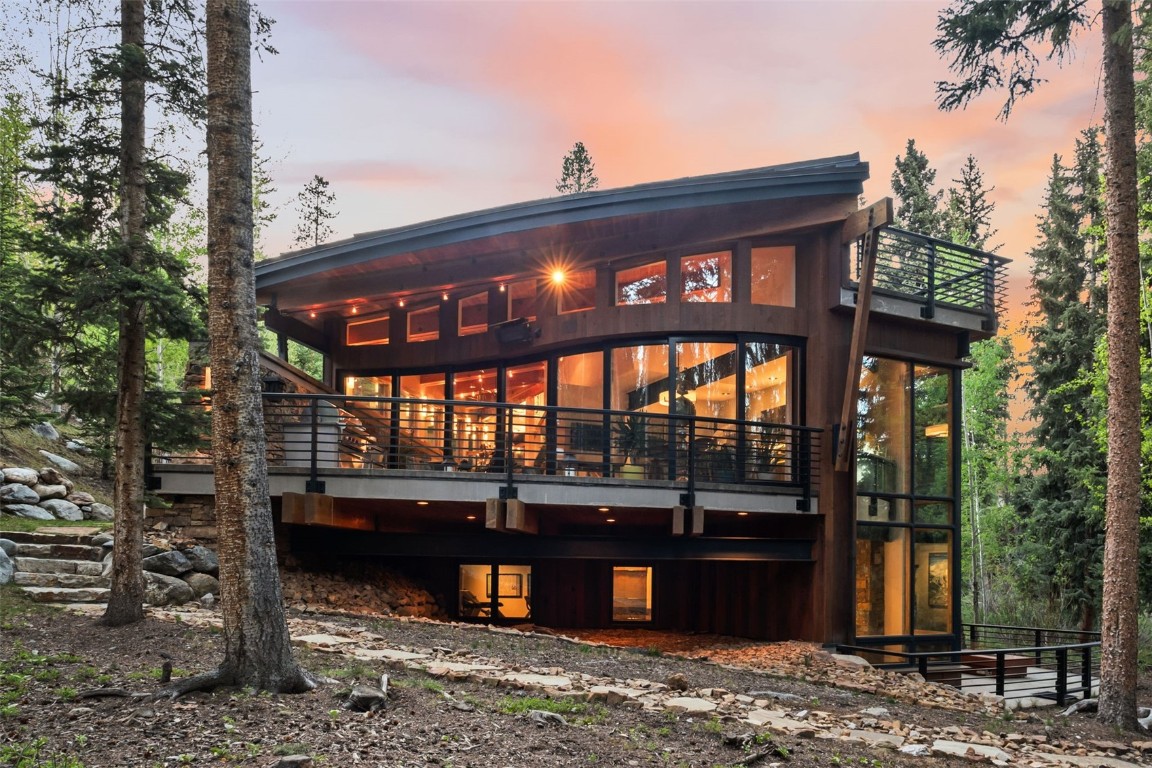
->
[279, 561, 446, 620]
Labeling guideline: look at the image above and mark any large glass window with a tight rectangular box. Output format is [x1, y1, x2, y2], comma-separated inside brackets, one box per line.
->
[744, 342, 796, 482]
[558, 269, 596, 314]
[459, 564, 531, 621]
[616, 261, 667, 305]
[751, 246, 796, 307]
[346, 314, 390, 346]
[611, 345, 668, 477]
[855, 357, 956, 641]
[453, 369, 497, 470]
[612, 566, 652, 622]
[407, 305, 440, 343]
[506, 361, 547, 472]
[681, 252, 731, 303]
[399, 373, 445, 468]
[559, 352, 606, 475]
[345, 375, 391, 401]
[458, 292, 488, 336]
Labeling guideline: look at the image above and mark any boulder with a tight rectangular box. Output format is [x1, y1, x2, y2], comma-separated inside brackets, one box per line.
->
[143, 571, 194, 606]
[67, 492, 95, 505]
[1, 483, 39, 505]
[37, 467, 65, 485]
[65, 440, 92, 455]
[92, 532, 114, 546]
[345, 684, 387, 712]
[0, 539, 15, 556]
[31, 484, 67, 501]
[141, 543, 164, 558]
[182, 572, 220, 598]
[32, 422, 60, 441]
[181, 545, 219, 575]
[3, 504, 55, 520]
[88, 503, 114, 522]
[2, 467, 39, 485]
[142, 550, 193, 576]
[39, 499, 83, 521]
[0, 548, 13, 585]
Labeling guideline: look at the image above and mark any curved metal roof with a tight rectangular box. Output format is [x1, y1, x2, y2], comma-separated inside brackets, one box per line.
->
[256, 153, 868, 291]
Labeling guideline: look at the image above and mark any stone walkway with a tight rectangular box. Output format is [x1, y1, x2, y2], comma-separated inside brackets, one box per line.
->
[57, 602, 1150, 768]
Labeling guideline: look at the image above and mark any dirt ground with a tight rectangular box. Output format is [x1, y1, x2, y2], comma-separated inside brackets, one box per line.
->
[2, 595, 1150, 768]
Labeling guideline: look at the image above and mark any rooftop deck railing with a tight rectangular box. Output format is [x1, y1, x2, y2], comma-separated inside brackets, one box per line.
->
[150, 393, 822, 509]
[851, 227, 1010, 331]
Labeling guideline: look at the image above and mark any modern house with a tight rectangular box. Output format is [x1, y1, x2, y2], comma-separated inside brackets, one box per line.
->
[153, 153, 1008, 652]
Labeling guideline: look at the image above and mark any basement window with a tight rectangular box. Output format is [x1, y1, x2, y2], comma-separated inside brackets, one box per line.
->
[612, 566, 652, 622]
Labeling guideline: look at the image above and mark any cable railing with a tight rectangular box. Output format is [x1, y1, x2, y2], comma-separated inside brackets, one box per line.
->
[149, 393, 822, 507]
[851, 227, 1010, 330]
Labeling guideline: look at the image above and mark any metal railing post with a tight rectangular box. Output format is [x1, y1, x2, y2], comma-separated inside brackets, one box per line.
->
[306, 397, 323, 493]
[1055, 648, 1068, 705]
[1080, 646, 1093, 697]
[798, 429, 812, 511]
[995, 653, 1006, 696]
[920, 242, 937, 319]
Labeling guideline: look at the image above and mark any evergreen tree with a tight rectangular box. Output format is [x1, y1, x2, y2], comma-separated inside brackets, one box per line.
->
[291, 173, 336, 248]
[935, 0, 1142, 726]
[556, 141, 599, 194]
[944, 155, 998, 249]
[890, 138, 945, 237]
[1015, 150, 1105, 631]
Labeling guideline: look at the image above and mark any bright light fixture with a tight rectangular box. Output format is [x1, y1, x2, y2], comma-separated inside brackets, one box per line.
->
[551, 269, 566, 285]
[597, 507, 610, 512]
[416, 501, 429, 506]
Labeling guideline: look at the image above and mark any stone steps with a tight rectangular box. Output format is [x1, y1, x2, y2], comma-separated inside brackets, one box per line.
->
[14, 571, 110, 588]
[1, 528, 112, 604]
[21, 585, 110, 603]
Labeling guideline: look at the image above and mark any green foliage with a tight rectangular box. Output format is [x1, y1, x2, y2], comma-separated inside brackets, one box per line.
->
[891, 138, 945, 238]
[934, 0, 1091, 120]
[556, 141, 599, 194]
[292, 174, 337, 248]
[0, 738, 86, 768]
[944, 155, 998, 249]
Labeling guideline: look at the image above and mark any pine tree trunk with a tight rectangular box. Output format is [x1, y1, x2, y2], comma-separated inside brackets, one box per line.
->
[102, 0, 147, 627]
[205, 0, 312, 692]
[1097, 0, 1140, 730]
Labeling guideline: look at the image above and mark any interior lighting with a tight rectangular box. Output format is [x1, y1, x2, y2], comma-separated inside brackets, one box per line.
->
[925, 423, 949, 439]
[597, 507, 610, 512]
[606, 518, 616, 523]
[551, 269, 566, 285]
[398, 299, 405, 308]
[499, 283, 506, 292]
[738, 511, 749, 517]
[416, 501, 429, 506]
[309, 310, 317, 319]
[351, 305, 358, 314]
[466, 515, 477, 521]
[442, 292, 449, 301]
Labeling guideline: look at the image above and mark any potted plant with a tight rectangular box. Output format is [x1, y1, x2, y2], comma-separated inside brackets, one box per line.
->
[613, 414, 648, 478]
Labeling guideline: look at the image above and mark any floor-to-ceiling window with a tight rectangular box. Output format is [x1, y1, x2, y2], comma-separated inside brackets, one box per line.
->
[855, 357, 956, 644]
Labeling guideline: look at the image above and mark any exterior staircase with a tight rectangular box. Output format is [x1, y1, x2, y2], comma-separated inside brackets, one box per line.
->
[4, 530, 110, 604]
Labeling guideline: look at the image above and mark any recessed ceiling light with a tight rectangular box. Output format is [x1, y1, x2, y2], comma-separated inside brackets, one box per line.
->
[466, 515, 477, 521]
[605, 518, 616, 523]
[597, 507, 610, 512]
[737, 511, 749, 517]
[416, 501, 429, 506]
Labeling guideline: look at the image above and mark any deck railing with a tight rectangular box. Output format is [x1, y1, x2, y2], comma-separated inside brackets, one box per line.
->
[150, 393, 822, 507]
[838, 623, 1100, 705]
[851, 227, 1010, 330]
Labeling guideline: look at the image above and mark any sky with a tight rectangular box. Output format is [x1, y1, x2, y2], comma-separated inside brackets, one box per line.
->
[251, 0, 1106, 332]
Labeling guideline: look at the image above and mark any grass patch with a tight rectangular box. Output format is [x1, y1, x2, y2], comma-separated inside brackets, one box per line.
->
[497, 695, 606, 724]
[0, 737, 85, 767]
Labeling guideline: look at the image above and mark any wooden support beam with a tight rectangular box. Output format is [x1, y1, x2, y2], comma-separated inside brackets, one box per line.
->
[281, 491, 305, 524]
[303, 492, 334, 525]
[485, 498, 506, 531]
[835, 223, 882, 472]
[689, 506, 705, 537]
[504, 499, 538, 534]
[841, 198, 893, 244]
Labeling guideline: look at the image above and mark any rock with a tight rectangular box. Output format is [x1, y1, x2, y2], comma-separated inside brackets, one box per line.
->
[345, 684, 387, 712]
[31, 484, 68, 501]
[860, 707, 891, 718]
[748, 690, 803, 702]
[272, 757, 313, 768]
[3, 504, 55, 520]
[899, 744, 931, 757]
[830, 653, 871, 669]
[526, 710, 567, 727]
[844, 730, 904, 749]
[32, 422, 60, 441]
[39, 499, 83, 521]
[142, 550, 193, 576]
[180, 545, 219, 575]
[199, 593, 216, 609]
[1, 483, 39, 504]
[38, 453, 81, 476]
[0, 548, 13, 585]
[181, 572, 220, 598]
[65, 440, 92, 455]
[37, 467, 65, 485]
[67, 492, 95, 505]
[143, 571, 195, 606]
[88, 503, 114, 522]
[666, 673, 690, 691]
[665, 697, 717, 714]
[931, 739, 1010, 762]
[0, 539, 15, 556]
[2, 467, 39, 485]
[92, 532, 114, 546]
[141, 543, 164, 558]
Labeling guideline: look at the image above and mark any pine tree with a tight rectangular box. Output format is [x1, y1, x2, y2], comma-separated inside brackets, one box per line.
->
[890, 138, 945, 237]
[291, 174, 336, 248]
[944, 155, 998, 249]
[1016, 150, 1105, 631]
[556, 141, 599, 194]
